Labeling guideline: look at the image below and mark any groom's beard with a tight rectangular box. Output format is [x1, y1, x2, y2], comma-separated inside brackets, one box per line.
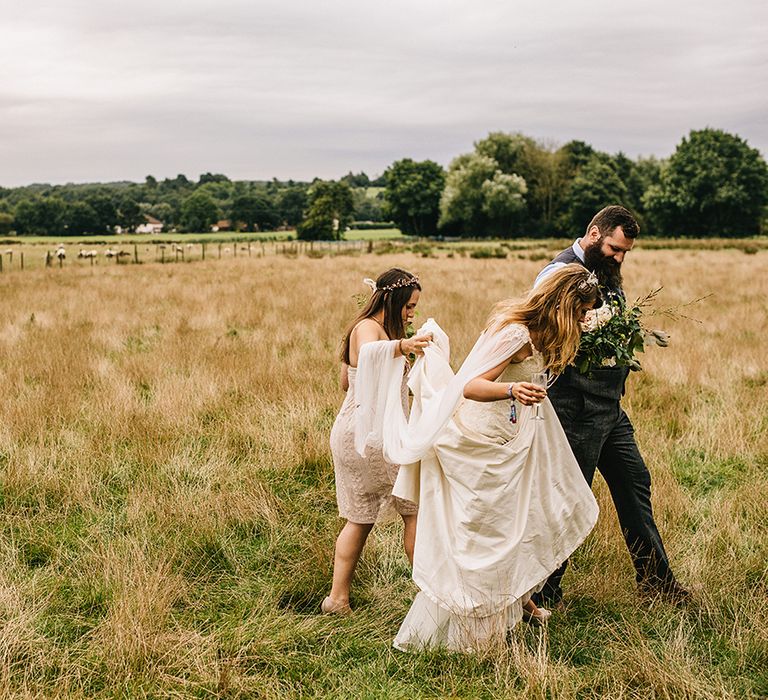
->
[583, 242, 623, 290]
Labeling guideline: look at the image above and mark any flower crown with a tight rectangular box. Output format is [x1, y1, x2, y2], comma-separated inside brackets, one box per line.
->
[577, 271, 599, 292]
[362, 276, 420, 293]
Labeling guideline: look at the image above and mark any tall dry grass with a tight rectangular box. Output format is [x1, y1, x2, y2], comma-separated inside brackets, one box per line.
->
[0, 247, 765, 698]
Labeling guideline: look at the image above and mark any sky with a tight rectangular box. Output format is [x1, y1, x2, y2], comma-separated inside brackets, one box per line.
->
[1, 0, 766, 187]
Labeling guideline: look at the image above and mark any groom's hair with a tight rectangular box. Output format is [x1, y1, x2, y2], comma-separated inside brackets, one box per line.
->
[587, 205, 639, 239]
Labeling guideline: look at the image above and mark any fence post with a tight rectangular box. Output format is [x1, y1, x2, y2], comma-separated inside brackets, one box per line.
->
[202, 243, 206, 261]
[20, 252, 24, 270]
[218, 243, 222, 259]
[134, 243, 139, 264]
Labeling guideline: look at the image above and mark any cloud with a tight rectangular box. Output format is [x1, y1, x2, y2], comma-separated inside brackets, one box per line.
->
[1, 0, 766, 185]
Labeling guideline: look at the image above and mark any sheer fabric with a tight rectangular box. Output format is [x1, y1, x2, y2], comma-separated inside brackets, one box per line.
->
[348, 319, 598, 652]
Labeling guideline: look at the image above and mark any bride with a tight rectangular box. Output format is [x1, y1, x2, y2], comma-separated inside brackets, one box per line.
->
[357, 264, 602, 652]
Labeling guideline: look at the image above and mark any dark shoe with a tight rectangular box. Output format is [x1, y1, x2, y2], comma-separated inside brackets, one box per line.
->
[531, 592, 565, 612]
[639, 581, 692, 606]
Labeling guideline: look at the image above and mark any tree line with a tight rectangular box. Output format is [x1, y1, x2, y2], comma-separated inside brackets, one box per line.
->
[378, 128, 767, 239]
[1, 128, 765, 238]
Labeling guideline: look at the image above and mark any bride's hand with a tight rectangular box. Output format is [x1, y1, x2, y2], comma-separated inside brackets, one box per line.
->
[512, 382, 547, 406]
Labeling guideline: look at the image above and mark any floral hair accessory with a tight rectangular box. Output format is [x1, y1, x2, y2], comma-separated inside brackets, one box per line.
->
[377, 276, 420, 292]
[577, 271, 599, 292]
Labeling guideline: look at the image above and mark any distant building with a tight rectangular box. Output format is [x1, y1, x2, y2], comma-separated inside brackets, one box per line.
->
[212, 219, 232, 232]
[135, 215, 164, 234]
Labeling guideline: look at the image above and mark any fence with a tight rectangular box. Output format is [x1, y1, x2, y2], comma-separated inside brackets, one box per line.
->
[0, 239, 380, 274]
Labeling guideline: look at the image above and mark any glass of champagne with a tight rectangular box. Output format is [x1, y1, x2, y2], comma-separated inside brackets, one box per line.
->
[531, 371, 548, 421]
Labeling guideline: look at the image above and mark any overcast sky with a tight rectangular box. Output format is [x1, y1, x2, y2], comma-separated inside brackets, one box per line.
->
[2, 0, 766, 186]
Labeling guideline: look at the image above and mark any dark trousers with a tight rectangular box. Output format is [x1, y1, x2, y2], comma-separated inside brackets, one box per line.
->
[535, 387, 676, 604]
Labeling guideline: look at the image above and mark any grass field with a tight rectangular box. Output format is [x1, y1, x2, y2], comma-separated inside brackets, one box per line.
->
[0, 247, 766, 697]
[0, 228, 403, 246]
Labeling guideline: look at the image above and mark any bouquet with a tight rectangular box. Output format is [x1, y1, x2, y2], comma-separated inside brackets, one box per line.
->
[576, 289, 673, 375]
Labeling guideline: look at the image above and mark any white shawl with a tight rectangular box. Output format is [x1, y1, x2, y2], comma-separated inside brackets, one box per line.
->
[352, 318, 531, 501]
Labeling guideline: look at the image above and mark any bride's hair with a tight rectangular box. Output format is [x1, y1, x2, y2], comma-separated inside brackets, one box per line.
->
[340, 268, 421, 364]
[486, 264, 598, 375]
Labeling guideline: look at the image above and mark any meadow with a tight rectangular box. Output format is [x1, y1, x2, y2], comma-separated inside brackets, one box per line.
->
[0, 245, 766, 698]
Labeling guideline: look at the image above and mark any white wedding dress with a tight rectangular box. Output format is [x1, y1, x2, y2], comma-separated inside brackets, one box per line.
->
[351, 320, 598, 652]
[391, 323, 599, 652]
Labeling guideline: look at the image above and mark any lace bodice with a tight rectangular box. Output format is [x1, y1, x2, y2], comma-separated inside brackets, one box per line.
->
[451, 325, 544, 444]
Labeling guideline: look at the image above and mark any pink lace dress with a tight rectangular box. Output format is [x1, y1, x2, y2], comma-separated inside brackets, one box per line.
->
[330, 365, 418, 523]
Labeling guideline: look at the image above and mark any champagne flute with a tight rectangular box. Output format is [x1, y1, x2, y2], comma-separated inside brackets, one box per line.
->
[530, 371, 548, 421]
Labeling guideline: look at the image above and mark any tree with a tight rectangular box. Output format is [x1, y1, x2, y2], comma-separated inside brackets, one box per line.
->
[146, 202, 174, 228]
[160, 174, 192, 192]
[0, 212, 13, 235]
[340, 171, 371, 188]
[558, 140, 596, 173]
[66, 201, 101, 235]
[198, 172, 230, 185]
[475, 132, 535, 177]
[352, 188, 385, 223]
[13, 197, 68, 235]
[644, 128, 768, 236]
[181, 191, 219, 232]
[277, 186, 308, 226]
[230, 193, 278, 231]
[562, 156, 629, 234]
[439, 153, 527, 236]
[473, 132, 576, 234]
[117, 196, 144, 232]
[85, 194, 117, 233]
[296, 181, 354, 240]
[383, 159, 445, 236]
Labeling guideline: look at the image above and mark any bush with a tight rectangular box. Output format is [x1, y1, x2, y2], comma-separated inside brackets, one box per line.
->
[349, 221, 397, 230]
[470, 247, 507, 259]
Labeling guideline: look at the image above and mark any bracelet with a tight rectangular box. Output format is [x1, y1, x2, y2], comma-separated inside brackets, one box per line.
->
[399, 339, 406, 356]
[507, 383, 517, 424]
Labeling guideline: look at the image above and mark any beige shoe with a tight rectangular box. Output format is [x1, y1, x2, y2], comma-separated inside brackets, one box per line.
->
[522, 606, 552, 626]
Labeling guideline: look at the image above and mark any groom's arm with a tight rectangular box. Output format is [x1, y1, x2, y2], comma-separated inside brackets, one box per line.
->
[533, 261, 566, 288]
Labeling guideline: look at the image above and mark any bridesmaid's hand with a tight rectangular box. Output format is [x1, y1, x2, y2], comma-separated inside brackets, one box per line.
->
[512, 382, 547, 406]
[401, 333, 432, 357]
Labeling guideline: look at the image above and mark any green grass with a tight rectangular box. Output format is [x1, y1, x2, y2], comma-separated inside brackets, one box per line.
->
[345, 228, 405, 240]
[0, 230, 297, 245]
[0, 247, 766, 697]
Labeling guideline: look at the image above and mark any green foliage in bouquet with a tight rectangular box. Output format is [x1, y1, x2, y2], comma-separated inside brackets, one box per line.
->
[576, 290, 663, 375]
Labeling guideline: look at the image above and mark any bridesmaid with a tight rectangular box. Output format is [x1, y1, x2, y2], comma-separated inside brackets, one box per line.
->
[322, 268, 432, 614]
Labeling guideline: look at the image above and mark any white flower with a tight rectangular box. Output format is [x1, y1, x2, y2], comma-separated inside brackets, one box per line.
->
[601, 357, 617, 367]
[582, 305, 616, 332]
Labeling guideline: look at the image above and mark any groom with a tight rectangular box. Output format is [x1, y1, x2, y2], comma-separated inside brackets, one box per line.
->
[532, 205, 689, 607]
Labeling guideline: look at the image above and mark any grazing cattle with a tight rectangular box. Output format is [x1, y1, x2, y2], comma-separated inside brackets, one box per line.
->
[78, 250, 98, 258]
[56, 246, 66, 260]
